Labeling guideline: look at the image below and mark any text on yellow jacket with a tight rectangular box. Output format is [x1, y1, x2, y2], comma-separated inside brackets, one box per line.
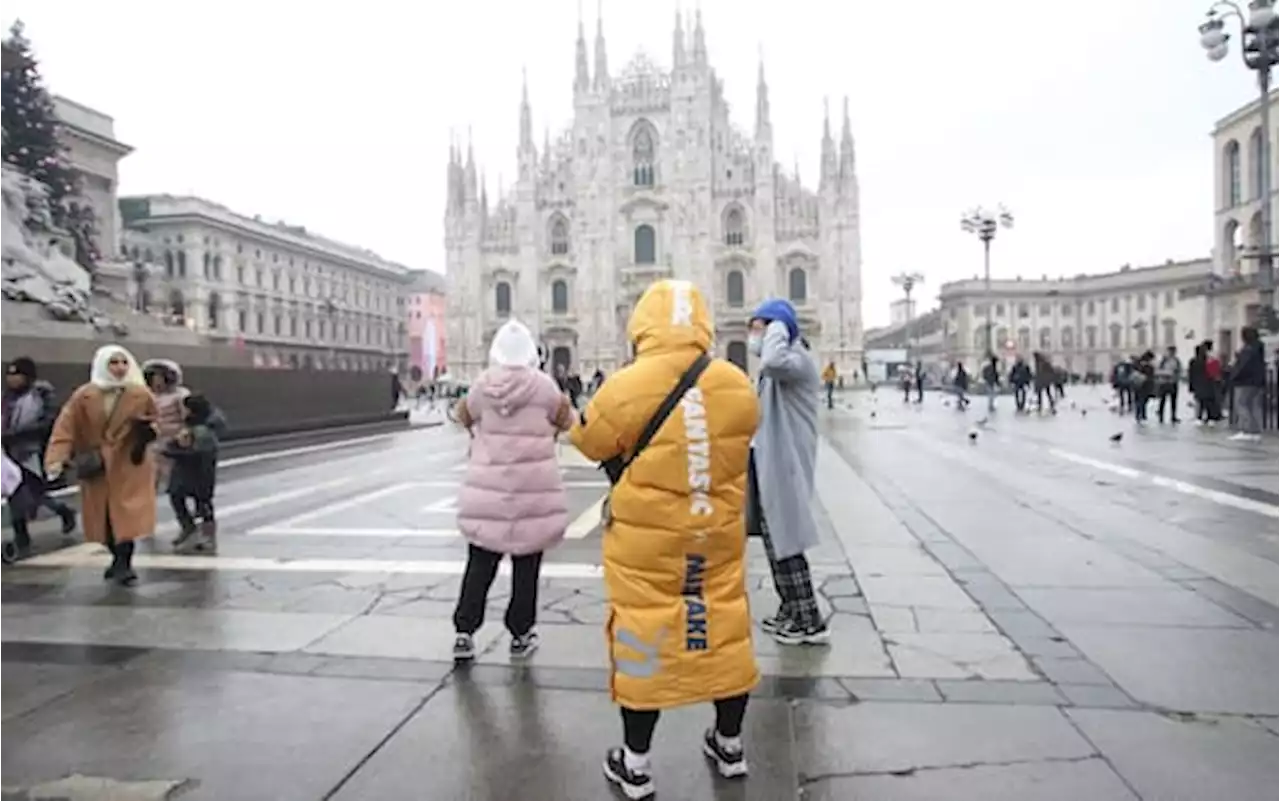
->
[570, 279, 760, 711]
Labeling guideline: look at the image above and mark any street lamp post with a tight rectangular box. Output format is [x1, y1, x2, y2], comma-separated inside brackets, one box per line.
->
[960, 205, 1015, 358]
[891, 271, 925, 360]
[1200, 0, 1280, 333]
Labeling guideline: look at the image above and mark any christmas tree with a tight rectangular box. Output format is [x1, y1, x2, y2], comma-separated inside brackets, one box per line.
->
[1, 20, 99, 268]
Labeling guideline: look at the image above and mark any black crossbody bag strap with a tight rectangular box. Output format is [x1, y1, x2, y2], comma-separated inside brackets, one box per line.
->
[603, 352, 711, 484]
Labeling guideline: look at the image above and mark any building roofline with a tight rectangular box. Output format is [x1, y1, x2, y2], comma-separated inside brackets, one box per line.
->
[1211, 89, 1279, 134]
[121, 194, 413, 278]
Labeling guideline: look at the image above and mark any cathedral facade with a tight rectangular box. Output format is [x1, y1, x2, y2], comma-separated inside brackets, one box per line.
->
[444, 11, 864, 380]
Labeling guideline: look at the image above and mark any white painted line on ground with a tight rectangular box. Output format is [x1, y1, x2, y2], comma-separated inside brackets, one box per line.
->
[16, 550, 606, 579]
[1049, 448, 1279, 519]
[249, 526, 460, 538]
[406, 480, 608, 489]
[421, 496, 457, 513]
[566, 497, 605, 540]
[249, 482, 420, 533]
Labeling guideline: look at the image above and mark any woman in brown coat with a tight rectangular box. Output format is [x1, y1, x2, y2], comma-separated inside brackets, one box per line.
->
[45, 345, 158, 586]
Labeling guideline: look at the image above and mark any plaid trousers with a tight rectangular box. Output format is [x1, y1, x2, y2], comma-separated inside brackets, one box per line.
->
[759, 513, 822, 629]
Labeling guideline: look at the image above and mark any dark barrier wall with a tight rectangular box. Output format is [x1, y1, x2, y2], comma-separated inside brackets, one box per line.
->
[3, 339, 397, 437]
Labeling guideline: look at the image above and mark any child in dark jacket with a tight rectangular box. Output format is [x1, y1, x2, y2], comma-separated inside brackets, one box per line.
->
[164, 394, 219, 554]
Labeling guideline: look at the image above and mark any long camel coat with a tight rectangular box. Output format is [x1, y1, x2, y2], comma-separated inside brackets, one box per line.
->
[45, 384, 158, 543]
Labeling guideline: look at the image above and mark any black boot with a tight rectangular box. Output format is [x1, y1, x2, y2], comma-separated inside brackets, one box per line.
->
[11, 518, 32, 559]
[103, 538, 119, 580]
[114, 541, 137, 587]
[53, 503, 77, 536]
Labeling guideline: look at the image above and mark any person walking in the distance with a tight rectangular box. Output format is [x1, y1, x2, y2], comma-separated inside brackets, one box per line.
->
[571, 279, 759, 800]
[451, 319, 574, 661]
[747, 298, 831, 645]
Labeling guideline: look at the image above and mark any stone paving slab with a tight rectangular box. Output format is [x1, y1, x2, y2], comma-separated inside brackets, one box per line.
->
[807, 758, 1140, 801]
[327, 681, 800, 800]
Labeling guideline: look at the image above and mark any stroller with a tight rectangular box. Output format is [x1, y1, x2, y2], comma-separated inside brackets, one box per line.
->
[2, 454, 23, 564]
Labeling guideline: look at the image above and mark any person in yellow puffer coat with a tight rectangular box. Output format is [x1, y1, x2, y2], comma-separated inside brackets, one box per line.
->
[570, 279, 760, 799]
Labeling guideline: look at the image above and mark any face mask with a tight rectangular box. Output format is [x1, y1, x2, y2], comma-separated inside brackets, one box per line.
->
[748, 335, 763, 356]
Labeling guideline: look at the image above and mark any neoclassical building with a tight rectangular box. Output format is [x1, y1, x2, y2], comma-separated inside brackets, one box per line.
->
[444, 11, 864, 379]
[120, 195, 411, 370]
[938, 258, 1214, 375]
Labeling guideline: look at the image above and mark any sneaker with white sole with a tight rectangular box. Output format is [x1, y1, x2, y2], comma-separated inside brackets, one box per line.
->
[602, 747, 655, 800]
[453, 633, 476, 662]
[759, 610, 787, 635]
[702, 729, 749, 778]
[771, 619, 831, 646]
[510, 630, 540, 658]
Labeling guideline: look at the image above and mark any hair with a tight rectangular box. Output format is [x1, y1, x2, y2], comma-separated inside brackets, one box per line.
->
[182, 394, 214, 425]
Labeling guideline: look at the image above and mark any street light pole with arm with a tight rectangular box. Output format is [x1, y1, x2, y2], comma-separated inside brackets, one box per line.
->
[960, 205, 1015, 359]
[891, 271, 926, 359]
[1201, 0, 1280, 335]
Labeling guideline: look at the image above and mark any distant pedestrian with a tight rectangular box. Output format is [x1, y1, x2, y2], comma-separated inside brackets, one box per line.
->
[1033, 352, 1057, 414]
[1008, 356, 1032, 412]
[165, 394, 220, 554]
[1132, 352, 1155, 423]
[1154, 345, 1182, 424]
[451, 319, 574, 662]
[44, 346, 158, 586]
[821, 361, 837, 410]
[3, 356, 77, 556]
[1228, 326, 1267, 441]
[952, 361, 971, 410]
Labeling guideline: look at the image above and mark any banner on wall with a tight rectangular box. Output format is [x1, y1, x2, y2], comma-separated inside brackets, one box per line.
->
[423, 320, 438, 380]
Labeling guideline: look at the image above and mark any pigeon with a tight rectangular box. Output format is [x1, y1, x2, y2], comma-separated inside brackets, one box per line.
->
[870, 411, 877, 419]
[1081, 409, 1088, 418]
[1109, 432, 1123, 443]
[968, 430, 978, 442]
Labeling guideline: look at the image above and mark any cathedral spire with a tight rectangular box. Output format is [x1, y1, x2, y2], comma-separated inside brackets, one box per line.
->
[820, 98, 837, 191]
[593, 0, 609, 92]
[574, 1, 590, 94]
[542, 126, 551, 169]
[754, 45, 771, 140]
[465, 127, 478, 202]
[693, 7, 707, 66]
[519, 66, 533, 151]
[672, 5, 686, 68]
[839, 95, 855, 180]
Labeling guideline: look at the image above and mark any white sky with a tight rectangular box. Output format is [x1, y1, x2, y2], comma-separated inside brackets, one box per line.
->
[7, 0, 1260, 327]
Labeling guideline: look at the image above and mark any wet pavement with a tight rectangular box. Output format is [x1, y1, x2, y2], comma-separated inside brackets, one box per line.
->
[2, 394, 1276, 800]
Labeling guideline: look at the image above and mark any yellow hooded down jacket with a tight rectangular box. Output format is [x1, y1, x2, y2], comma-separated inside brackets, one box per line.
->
[570, 279, 760, 711]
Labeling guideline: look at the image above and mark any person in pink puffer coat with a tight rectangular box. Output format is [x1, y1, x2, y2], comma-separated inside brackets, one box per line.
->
[451, 319, 574, 662]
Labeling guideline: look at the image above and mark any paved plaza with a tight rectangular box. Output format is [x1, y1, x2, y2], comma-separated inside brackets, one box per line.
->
[2, 387, 1277, 800]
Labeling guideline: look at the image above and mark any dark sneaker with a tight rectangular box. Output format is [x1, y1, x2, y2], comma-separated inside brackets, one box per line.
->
[759, 610, 787, 634]
[702, 729, 749, 778]
[602, 747, 654, 800]
[771, 619, 831, 646]
[453, 633, 476, 662]
[58, 507, 77, 535]
[172, 526, 197, 552]
[510, 630, 540, 659]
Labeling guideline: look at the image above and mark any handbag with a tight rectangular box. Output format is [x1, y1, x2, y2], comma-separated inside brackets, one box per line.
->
[600, 352, 712, 486]
[71, 395, 124, 480]
[744, 450, 763, 538]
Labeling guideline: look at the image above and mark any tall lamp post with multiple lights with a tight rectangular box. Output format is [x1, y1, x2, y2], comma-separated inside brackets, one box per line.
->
[960, 206, 1015, 358]
[891, 271, 925, 359]
[1200, 0, 1280, 334]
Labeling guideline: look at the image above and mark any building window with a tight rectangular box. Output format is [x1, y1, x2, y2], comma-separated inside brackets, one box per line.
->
[1162, 319, 1177, 347]
[634, 224, 656, 265]
[788, 267, 807, 303]
[237, 310, 247, 332]
[551, 279, 569, 313]
[1086, 325, 1097, 349]
[1250, 127, 1270, 200]
[495, 281, 512, 315]
[1110, 297, 1119, 313]
[996, 327, 1009, 348]
[1109, 323, 1122, 348]
[1135, 324, 1147, 348]
[1017, 327, 1031, 351]
[1224, 139, 1242, 206]
[1136, 294, 1146, 311]
[1164, 291, 1174, 309]
[723, 207, 745, 246]
[212, 255, 222, 280]
[726, 269, 745, 308]
[1039, 304, 1051, 316]
[632, 124, 656, 187]
[1086, 300, 1096, 316]
[1017, 304, 1029, 319]
[256, 312, 265, 333]
[1061, 327, 1074, 349]
[207, 293, 221, 329]
[202, 252, 211, 278]
[549, 216, 570, 256]
[274, 315, 282, 336]
[994, 304, 1005, 317]
[1062, 303, 1073, 315]
[164, 250, 175, 278]
[176, 251, 186, 277]
[1038, 327, 1052, 349]
[974, 304, 989, 317]
[237, 266, 245, 284]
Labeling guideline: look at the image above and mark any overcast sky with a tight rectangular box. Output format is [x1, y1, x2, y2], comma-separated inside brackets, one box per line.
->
[7, 0, 1259, 326]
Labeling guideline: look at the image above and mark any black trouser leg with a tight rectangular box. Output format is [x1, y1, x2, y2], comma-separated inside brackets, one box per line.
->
[713, 694, 750, 738]
[11, 517, 31, 549]
[826, 383, 833, 409]
[169, 492, 196, 532]
[194, 498, 215, 522]
[1168, 385, 1179, 421]
[504, 551, 543, 637]
[116, 540, 135, 571]
[453, 544, 502, 635]
[621, 708, 660, 753]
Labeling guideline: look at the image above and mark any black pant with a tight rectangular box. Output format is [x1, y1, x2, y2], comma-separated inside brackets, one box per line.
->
[1036, 386, 1056, 413]
[621, 694, 749, 753]
[825, 382, 834, 410]
[1196, 390, 1223, 422]
[1116, 386, 1132, 411]
[8, 467, 73, 548]
[170, 492, 214, 532]
[1156, 384, 1180, 423]
[1013, 385, 1028, 411]
[105, 515, 134, 571]
[453, 544, 542, 636]
[1134, 389, 1151, 421]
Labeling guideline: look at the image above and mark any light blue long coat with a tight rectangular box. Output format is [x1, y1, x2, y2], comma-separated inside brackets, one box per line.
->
[751, 321, 821, 560]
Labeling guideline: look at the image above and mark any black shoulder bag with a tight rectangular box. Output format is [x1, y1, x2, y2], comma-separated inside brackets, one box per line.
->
[600, 353, 711, 486]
